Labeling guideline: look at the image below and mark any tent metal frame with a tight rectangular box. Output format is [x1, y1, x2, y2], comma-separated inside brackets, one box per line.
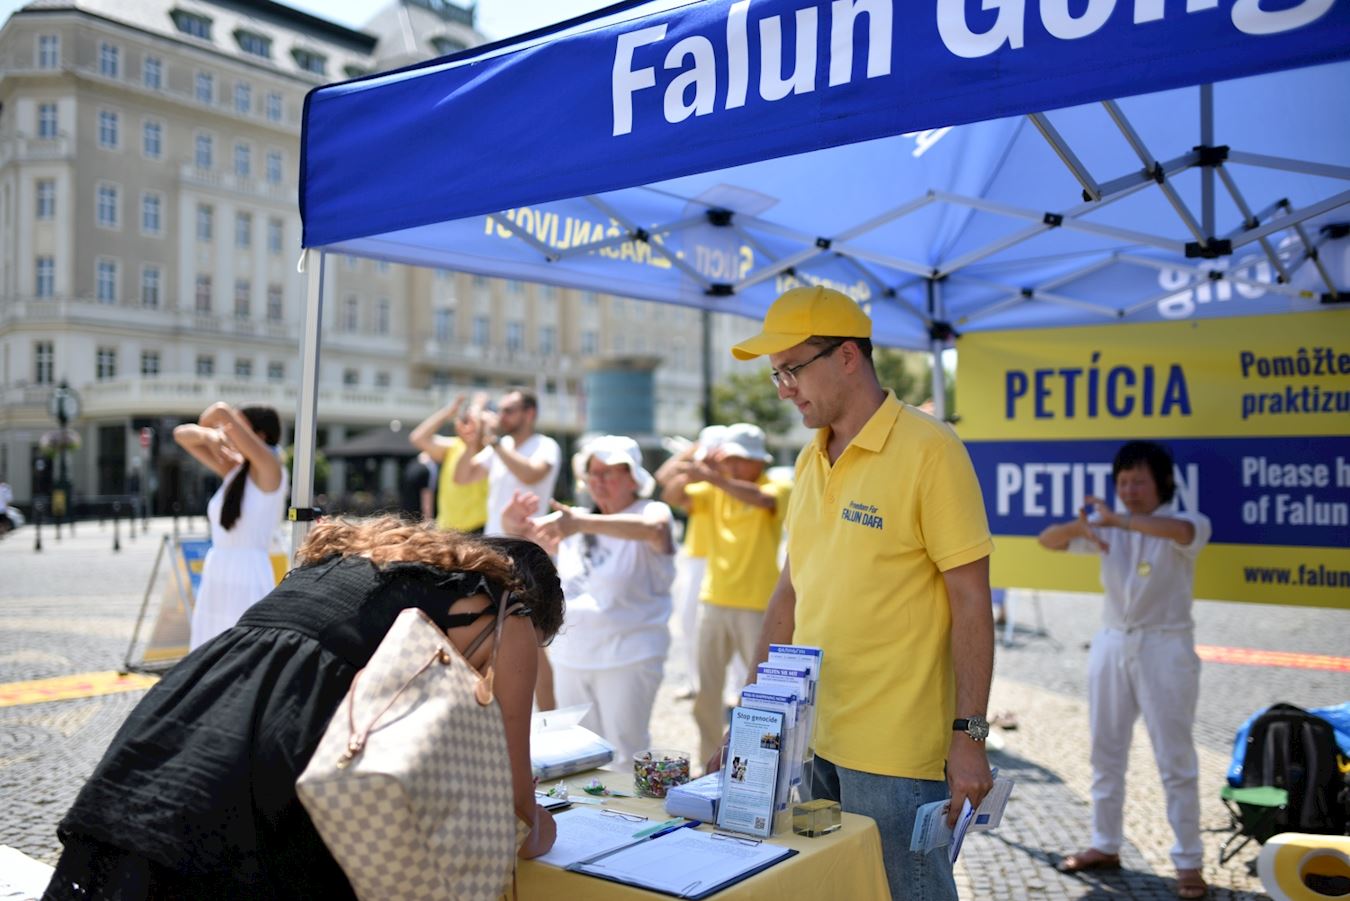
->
[290, 88, 1349, 550]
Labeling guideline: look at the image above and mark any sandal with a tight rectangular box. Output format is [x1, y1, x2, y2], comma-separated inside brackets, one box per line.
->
[1057, 848, 1121, 873]
[1176, 869, 1207, 899]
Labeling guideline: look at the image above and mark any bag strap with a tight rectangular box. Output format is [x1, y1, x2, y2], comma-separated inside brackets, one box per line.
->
[475, 590, 527, 707]
[338, 650, 443, 768]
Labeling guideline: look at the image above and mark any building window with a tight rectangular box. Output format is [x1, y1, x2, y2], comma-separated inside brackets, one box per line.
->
[97, 110, 118, 148]
[539, 325, 557, 356]
[472, 315, 489, 347]
[194, 133, 212, 169]
[431, 36, 467, 56]
[235, 212, 252, 248]
[506, 321, 523, 352]
[143, 55, 162, 89]
[266, 284, 283, 321]
[235, 358, 252, 379]
[267, 361, 284, 381]
[433, 308, 454, 342]
[581, 329, 598, 354]
[196, 203, 212, 241]
[341, 295, 359, 332]
[233, 81, 251, 114]
[265, 92, 282, 122]
[267, 217, 283, 255]
[38, 103, 58, 139]
[142, 120, 162, 158]
[233, 143, 250, 177]
[343, 368, 359, 386]
[141, 350, 160, 376]
[99, 42, 119, 78]
[96, 258, 117, 303]
[234, 279, 250, 318]
[582, 291, 599, 307]
[140, 192, 161, 235]
[292, 48, 326, 75]
[196, 354, 215, 377]
[374, 371, 390, 388]
[195, 71, 213, 104]
[375, 298, 390, 335]
[96, 184, 119, 228]
[141, 266, 160, 308]
[343, 64, 370, 79]
[35, 341, 55, 384]
[35, 179, 55, 219]
[96, 347, 117, 380]
[35, 256, 55, 297]
[37, 34, 59, 69]
[344, 254, 359, 271]
[236, 30, 271, 59]
[508, 280, 524, 295]
[173, 10, 212, 40]
[265, 150, 282, 184]
[194, 274, 212, 313]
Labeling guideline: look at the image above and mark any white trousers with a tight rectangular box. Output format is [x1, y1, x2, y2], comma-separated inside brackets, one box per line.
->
[671, 554, 707, 690]
[553, 658, 664, 766]
[1088, 627, 1203, 869]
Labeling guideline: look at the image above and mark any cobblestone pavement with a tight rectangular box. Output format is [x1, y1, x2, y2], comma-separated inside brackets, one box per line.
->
[3, 526, 1345, 901]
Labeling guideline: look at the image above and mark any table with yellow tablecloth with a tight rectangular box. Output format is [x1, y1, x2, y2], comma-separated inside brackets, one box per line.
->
[518, 769, 892, 900]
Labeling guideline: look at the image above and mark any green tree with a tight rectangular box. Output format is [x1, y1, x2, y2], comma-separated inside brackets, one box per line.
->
[710, 368, 792, 436]
[873, 348, 926, 405]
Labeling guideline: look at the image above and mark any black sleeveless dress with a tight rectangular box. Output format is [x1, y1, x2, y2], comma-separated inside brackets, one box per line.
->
[44, 556, 513, 900]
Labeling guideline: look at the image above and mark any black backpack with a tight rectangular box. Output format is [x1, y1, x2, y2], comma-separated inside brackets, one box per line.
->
[1236, 703, 1349, 842]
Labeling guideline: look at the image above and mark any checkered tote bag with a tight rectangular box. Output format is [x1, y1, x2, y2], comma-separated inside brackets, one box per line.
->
[297, 601, 529, 901]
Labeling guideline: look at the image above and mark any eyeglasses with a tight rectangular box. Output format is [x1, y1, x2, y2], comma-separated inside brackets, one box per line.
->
[769, 341, 843, 388]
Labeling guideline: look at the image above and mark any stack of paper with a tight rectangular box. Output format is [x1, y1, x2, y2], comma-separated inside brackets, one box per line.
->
[530, 704, 614, 781]
[911, 773, 1016, 863]
[664, 772, 723, 822]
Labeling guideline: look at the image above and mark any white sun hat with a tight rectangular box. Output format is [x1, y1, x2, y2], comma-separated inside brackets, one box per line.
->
[574, 434, 656, 498]
[719, 423, 772, 463]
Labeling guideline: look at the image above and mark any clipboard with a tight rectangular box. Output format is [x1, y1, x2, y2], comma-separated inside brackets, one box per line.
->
[567, 827, 797, 899]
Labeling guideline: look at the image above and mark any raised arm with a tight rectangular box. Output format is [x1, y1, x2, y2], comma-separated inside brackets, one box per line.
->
[452, 416, 490, 485]
[199, 403, 281, 491]
[409, 395, 465, 464]
[534, 499, 673, 555]
[489, 437, 555, 486]
[172, 423, 238, 479]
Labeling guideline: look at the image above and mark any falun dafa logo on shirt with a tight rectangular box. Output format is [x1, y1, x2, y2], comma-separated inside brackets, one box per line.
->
[841, 500, 884, 530]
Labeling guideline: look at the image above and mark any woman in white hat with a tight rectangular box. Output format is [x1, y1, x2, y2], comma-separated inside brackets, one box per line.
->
[503, 435, 676, 763]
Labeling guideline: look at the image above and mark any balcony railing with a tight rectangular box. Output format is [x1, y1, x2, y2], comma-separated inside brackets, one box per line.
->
[1, 296, 296, 342]
[179, 164, 294, 205]
[0, 132, 73, 167]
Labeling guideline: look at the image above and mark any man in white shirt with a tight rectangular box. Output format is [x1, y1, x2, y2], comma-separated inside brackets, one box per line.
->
[1037, 440, 1211, 901]
[453, 387, 561, 537]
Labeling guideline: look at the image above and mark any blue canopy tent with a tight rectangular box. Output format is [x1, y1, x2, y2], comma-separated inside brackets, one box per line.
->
[294, 0, 1350, 537]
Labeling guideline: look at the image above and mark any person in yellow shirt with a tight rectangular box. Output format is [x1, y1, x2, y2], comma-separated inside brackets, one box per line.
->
[409, 395, 488, 534]
[724, 286, 995, 901]
[663, 423, 789, 764]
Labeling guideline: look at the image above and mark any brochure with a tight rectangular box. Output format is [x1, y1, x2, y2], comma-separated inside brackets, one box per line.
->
[716, 706, 785, 838]
[664, 772, 723, 822]
[739, 683, 799, 807]
[910, 774, 1016, 862]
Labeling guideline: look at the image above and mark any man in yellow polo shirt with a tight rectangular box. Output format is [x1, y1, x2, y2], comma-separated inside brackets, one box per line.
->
[409, 395, 488, 534]
[728, 286, 995, 901]
[663, 423, 789, 763]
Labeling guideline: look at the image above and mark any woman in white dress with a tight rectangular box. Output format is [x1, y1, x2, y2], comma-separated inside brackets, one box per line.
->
[503, 435, 676, 763]
[174, 403, 288, 650]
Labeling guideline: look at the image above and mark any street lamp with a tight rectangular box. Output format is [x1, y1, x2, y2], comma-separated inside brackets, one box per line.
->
[47, 380, 82, 529]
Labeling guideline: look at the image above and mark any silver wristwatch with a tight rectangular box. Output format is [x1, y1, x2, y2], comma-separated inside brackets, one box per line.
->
[953, 715, 990, 742]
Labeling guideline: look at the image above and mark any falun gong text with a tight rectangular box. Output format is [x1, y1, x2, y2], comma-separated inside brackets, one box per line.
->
[959, 312, 1350, 608]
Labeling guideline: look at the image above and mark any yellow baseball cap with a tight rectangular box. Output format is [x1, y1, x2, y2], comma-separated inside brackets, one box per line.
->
[731, 286, 872, 360]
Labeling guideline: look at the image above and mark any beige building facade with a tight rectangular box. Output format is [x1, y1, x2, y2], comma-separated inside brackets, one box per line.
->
[0, 0, 706, 512]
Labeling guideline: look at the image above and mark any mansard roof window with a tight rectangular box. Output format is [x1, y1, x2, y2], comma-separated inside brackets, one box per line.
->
[430, 35, 466, 57]
[235, 29, 271, 59]
[292, 48, 327, 75]
[171, 9, 213, 41]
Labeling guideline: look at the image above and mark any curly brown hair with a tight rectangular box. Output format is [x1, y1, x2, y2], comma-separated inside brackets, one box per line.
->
[295, 516, 565, 642]
[296, 516, 517, 584]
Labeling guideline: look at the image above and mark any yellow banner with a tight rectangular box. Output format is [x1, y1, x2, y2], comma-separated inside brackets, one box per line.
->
[962, 311, 1350, 606]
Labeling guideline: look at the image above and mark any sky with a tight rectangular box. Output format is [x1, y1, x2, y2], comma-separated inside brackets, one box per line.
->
[0, 0, 615, 42]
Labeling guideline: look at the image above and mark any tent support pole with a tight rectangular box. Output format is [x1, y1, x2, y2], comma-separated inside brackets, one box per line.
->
[1280, 201, 1341, 301]
[1200, 84, 1215, 240]
[701, 309, 714, 427]
[927, 279, 947, 422]
[290, 248, 326, 559]
[1028, 113, 1101, 201]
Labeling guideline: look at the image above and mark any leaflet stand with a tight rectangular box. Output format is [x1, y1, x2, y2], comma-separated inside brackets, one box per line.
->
[120, 534, 207, 674]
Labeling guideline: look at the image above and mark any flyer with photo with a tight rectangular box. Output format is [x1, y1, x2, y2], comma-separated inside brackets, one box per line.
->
[716, 707, 785, 838]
